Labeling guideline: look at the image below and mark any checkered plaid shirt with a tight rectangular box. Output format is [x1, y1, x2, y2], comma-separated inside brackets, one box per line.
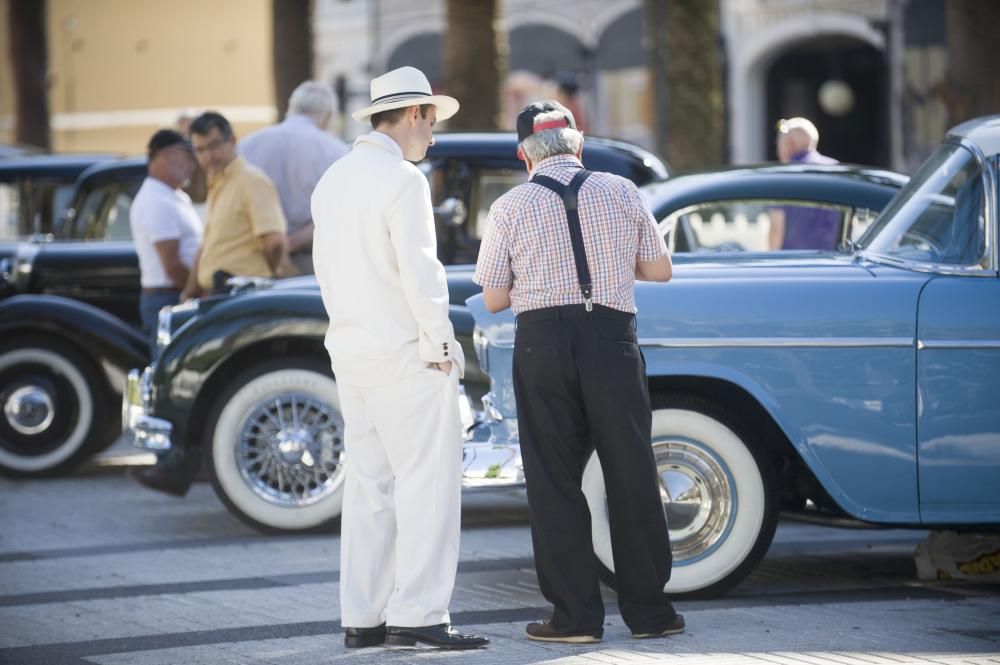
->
[474, 154, 667, 314]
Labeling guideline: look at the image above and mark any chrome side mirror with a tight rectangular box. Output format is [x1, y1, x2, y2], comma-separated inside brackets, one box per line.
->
[433, 197, 467, 228]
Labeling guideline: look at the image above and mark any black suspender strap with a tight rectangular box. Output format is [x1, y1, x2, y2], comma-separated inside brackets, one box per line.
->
[530, 169, 595, 311]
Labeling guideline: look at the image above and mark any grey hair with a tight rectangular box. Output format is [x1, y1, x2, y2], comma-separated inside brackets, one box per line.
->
[519, 111, 583, 163]
[288, 81, 335, 117]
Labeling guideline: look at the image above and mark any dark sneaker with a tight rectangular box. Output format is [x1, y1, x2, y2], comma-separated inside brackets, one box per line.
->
[385, 624, 489, 649]
[525, 618, 602, 644]
[344, 623, 386, 648]
[632, 613, 685, 639]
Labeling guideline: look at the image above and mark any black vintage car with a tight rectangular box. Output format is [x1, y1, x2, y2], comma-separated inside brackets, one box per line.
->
[0, 153, 120, 240]
[0, 133, 669, 478]
[123, 164, 905, 534]
[0, 157, 148, 477]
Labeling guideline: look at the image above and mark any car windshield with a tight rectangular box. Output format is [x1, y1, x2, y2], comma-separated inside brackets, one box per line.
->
[859, 143, 987, 268]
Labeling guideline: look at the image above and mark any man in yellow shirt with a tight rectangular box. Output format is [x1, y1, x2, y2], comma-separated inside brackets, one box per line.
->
[182, 111, 287, 299]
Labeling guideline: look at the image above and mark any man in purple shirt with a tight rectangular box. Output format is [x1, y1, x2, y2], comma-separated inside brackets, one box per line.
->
[769, 117, 842, 250]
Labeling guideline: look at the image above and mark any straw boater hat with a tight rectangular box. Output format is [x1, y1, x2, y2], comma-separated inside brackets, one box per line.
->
[352, 66, 460, 122]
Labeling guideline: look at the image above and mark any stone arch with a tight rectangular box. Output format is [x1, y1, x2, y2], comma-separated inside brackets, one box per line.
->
[728, 12, 886, 163]
[508, 24, 588, 78]
[596, 7, 643, 70]
[385, 32, 443, 85]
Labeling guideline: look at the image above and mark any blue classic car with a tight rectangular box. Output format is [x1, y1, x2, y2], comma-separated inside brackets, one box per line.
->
[468, 115, 1000, 597]
[123, 160, 904, 536]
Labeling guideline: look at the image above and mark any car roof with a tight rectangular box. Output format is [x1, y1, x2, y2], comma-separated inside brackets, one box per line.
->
[74, 156, 147, 186]
[946, 114, 1000, 158]
[427, 132, 669, 183]
[0, 153, 121, 181]
[642, 163, 907, 216]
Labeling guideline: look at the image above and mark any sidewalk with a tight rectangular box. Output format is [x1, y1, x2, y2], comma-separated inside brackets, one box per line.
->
[3, 589, 998, 664]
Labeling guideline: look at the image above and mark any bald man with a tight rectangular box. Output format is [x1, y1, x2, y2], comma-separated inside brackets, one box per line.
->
[769, 117, 840, 250]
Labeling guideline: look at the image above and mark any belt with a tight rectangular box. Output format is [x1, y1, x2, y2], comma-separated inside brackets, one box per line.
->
[142, 287, 180, 295]
[516, 303, 634, 324]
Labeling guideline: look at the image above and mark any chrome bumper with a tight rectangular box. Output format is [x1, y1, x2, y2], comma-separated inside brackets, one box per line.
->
[121, 368, 174, 451]
[460, 390, 523, 490]
[462, 442, 524, 490]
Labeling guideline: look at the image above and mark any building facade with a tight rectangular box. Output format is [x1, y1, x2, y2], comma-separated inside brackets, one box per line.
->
[0, 0, 277, 154]
[315, 0, 949, 171]
[1, 0, 950, 170]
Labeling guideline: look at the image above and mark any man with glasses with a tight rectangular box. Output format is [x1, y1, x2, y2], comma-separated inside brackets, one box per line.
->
[181, 111, 287, 300]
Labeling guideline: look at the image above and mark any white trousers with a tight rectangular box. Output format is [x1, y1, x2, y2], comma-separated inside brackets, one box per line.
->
[337, 363, 463, 628]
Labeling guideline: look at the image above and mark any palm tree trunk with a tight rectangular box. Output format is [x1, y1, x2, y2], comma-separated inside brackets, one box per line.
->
[272, 0, 313, 119]
[940, 0, 1000, 125]
[645, 0, 724, 171]
[444, 0, 507, 130]
[8, 0, 51, 149]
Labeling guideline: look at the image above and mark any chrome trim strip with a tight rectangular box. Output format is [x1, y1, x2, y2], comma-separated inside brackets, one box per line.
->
[958, 137, 997, 275]
[12, 243, 39, 290]
[918, 339, 1000, 350]
[640, 337, 913, 349]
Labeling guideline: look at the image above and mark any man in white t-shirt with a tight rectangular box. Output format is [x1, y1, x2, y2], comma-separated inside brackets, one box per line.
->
[130, 129, 203, 343]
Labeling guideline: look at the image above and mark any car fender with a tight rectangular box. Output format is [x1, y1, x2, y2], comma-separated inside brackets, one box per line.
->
[0, 294, 148, 392]
[153, 290, 329, 445]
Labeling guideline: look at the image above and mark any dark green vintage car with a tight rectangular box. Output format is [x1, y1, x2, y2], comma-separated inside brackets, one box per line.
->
[124, 163, 905, 533]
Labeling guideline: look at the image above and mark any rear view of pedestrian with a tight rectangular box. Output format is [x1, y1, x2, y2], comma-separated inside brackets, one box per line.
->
[475, 100, 683, 644]
[240, 81, 348, 275]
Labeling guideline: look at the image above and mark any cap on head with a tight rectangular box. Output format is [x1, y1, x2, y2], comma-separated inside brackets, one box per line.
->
[147, 129, 192, 161]
[352, 66, 459, 122]
[517, 101, 577, 143]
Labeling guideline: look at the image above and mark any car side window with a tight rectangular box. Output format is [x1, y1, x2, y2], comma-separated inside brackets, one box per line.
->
[103, 191, 134, 240]
[470, 168, 528, 239]
[0, 183, 18, 240]
[660, 199, 851, 252]
[73, 185, 115, 239]
[849, 207, 880, 244]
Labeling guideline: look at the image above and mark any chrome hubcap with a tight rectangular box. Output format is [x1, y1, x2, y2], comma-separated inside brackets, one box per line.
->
[4, 385, 55, 435]
[654, 440, 733, 561]
[237, 393, 345, 507]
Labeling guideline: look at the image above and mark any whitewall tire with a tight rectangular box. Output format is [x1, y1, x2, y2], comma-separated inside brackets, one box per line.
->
[206, 359, 346, 533]
[583, 395, 778, 597]
[0, 342, 112, 477]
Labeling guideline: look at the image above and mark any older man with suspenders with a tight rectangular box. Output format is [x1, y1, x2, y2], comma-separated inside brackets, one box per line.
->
[475, 101, 683, 644]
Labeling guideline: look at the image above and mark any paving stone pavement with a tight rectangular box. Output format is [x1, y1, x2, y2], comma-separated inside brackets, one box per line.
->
[3, 596, 998, 665]
[1, 469, 998, 665]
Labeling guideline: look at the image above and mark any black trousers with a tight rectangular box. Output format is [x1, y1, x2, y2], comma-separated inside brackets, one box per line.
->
[513, 304, 676, 634]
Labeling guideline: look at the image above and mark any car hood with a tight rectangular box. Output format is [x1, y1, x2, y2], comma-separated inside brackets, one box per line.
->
[202, 264, 482, 309]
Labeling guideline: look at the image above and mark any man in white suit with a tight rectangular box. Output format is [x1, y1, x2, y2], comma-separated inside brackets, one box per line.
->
[311, 66, 489, 651]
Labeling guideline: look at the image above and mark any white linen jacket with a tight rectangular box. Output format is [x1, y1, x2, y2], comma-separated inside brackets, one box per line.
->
[311, 131, 464, 387]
